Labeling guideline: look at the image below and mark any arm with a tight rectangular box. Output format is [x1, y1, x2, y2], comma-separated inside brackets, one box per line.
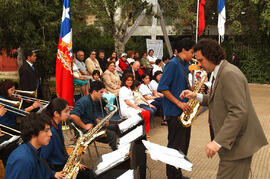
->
[125, 99, 142, 111]
[70, 114, 93, 130]
[85, 58, 94, 75]
[143, 95, 156, 100]
[25, 101, 41, 112]
[161, 90, 191, 112]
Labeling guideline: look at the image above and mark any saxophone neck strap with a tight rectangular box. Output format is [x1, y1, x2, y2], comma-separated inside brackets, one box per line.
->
[176, 55, 191, 90]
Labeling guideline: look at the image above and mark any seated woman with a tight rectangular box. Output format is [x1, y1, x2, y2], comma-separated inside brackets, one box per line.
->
[0, 80, 41, 129]
[139, 73, 165, 125]
[150, 71, 164, 98]
[119, 73, 150, 134]
[73, 55, 89, 96]
[91, 70, 116, 112]
[103, 61, 121, 96]
[132, 80, 157, 123]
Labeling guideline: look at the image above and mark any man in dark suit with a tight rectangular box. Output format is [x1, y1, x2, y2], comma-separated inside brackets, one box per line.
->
[123, 61, 141, 81]
[180, 39, 268, 179]
[19, 50, 40, 97]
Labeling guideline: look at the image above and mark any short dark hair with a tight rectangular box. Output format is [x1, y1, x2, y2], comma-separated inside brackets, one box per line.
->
[162, 56, 170, 62]
[92, 70, 100, 77]
[175, 38, 195, 53]
[131, 80, 141, 90]
[194, 38, 226, 65]
[141, 73, 150, 82]
[155, 59, 162, 65]
[21, 112, 51, 143]
[25, 50, 35, 59]
[121, 73, 134, 87]
[45, 98, 68, 118]
[0, 79, 15, 99]
[99, 50, 105, 54]
[106, 61, 115, 69]
[89, 80, 105, 94]
[148, 49, 154, 54]
[153, 70, 163, 82]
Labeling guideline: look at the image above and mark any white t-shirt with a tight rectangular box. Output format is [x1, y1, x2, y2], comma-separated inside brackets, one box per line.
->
[119, 86, 140, 117]
[73, 63, 80, 78]
[149, 80, 158, 91]
[152, 64, 163, 75]
[147, 55, 157, 64]
[139, 84, 154, 103]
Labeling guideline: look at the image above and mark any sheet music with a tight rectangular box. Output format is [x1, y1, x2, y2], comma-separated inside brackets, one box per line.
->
[116, 169, 134, 179]
[94, 144, 131, 175]
[142, 140, 193, 171]
[118, 115, 142, 133]
[118, 125, 143, 148]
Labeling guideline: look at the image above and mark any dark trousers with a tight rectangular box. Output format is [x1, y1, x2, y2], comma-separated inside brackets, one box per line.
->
[166, 116, 191, 179]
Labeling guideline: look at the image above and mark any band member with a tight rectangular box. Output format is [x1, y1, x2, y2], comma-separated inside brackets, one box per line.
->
[0, 79, 41, 129]
[180, 39, 268, 179]
[5, 113, 65, 179]
[70, 80, 118, 150]
[157, 38, 195, 179]
[41, 98, 93, 179]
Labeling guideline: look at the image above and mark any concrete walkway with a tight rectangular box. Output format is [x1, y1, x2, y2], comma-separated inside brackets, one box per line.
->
[68, 84, 270, 179]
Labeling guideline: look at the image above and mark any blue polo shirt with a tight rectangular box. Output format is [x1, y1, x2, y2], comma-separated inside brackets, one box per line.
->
[70, 95, 97, 125]
[41, 122, 67, 166]
[5, 142, 51, 179]
[157, 56, 189, 117]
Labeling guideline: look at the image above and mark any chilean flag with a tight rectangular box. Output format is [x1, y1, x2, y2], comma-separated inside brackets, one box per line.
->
[198, 0, 205, 37]
[218, 0, 226, 42]
[55, 0, 74, 106]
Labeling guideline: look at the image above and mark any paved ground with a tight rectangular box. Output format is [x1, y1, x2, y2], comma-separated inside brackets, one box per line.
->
[65, 84, 270, 179]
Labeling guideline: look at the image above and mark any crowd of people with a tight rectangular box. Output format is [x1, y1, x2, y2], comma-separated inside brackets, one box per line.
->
[0, 38, 267, 179]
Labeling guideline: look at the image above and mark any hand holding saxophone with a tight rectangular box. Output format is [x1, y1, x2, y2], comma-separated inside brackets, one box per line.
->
[176, 100, 192, 114]
[180, 90, 197, 100]
[54, 171, 66, 179]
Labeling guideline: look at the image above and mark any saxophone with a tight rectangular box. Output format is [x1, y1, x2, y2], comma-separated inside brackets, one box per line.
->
[179, 75, 207, 127]
[63, 100, 118, 179]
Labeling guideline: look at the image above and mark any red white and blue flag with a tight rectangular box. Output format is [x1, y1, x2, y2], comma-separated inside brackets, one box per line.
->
[218, 0, 226, 42]
[198, 0, 205, 37]
[55, 0, 74, 106]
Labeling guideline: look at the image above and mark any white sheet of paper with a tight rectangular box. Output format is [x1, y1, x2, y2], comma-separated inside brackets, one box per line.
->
[95, 144, 131, 175]
[118, 125, 143, 148]
[142, 140, 193, 171]
[116, 169, 134, 179]
[118, 115, 142, 132]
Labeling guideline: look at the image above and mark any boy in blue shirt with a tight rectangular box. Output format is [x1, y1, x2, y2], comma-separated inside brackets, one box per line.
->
[5, 112, 65, 179]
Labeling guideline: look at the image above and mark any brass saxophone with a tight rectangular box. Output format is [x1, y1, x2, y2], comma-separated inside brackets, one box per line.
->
[63, 100, 118, 179]
[179, 75, 207, 127]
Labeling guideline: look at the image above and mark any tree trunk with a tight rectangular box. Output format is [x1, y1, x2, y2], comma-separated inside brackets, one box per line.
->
[17, 47, 24, 69]
[114, 37, 125, 58]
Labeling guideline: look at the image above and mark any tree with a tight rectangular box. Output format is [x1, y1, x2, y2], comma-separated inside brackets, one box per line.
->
[0, 0, 63, 98]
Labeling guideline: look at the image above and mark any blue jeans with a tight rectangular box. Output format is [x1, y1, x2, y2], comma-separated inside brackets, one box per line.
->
[139, 104, 157, 122]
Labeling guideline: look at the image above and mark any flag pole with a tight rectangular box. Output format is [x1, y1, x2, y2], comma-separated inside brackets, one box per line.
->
[195, 0, 200, 43]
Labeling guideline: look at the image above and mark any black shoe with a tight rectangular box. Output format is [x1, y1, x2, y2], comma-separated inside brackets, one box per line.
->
[181, 176, 190, 179]
[161, 120, 167, 126]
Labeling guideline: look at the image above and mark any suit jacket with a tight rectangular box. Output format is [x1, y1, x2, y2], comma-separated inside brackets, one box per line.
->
[123, 66, 141, 81]
[19, 61, 40, 91]
[201, 60, 267, 161]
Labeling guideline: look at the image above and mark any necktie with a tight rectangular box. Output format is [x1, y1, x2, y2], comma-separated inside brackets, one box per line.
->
[210, 76, 215, 94]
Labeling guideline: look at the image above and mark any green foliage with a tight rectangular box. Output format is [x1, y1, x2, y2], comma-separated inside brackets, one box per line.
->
[223, 41, 270, 84]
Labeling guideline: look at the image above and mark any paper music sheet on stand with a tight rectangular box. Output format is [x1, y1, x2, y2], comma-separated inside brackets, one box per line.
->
[118, 125, 143, 148]
[142, 140, 193, 171]
[116, 169, 134, 179]
[94, 144, 131, 175]
[118, 115, 142, 133]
